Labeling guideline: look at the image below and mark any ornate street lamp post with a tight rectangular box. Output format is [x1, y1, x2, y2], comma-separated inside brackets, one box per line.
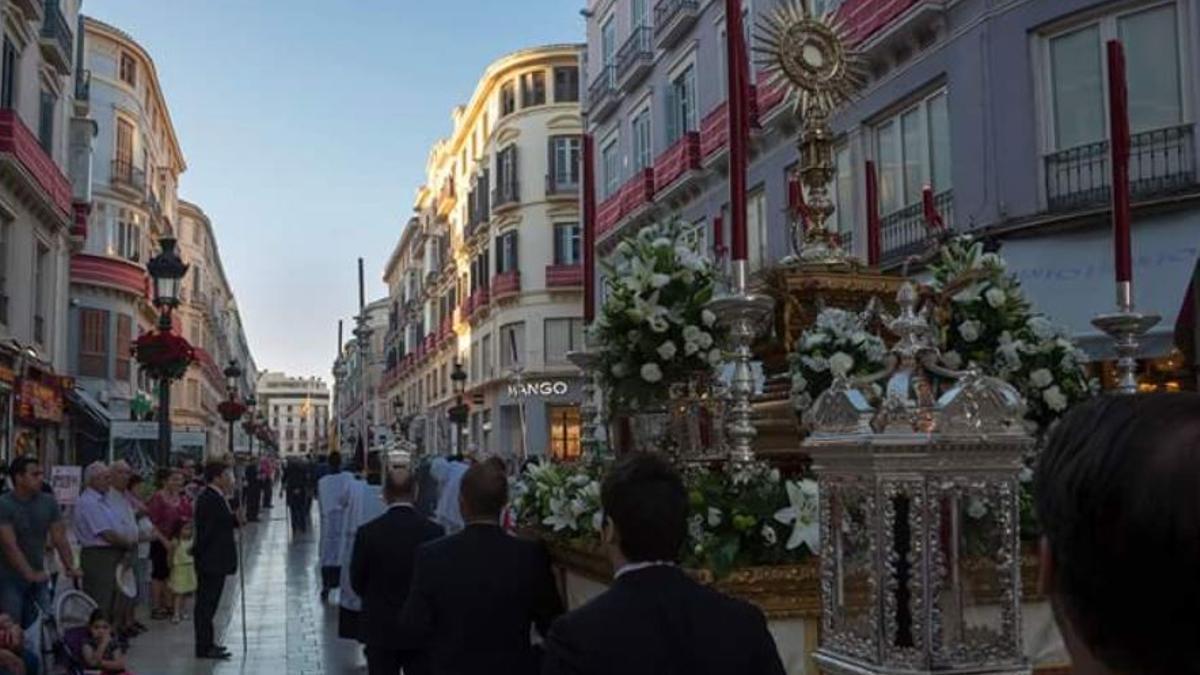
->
[219, 360, 246, 459]
[146, 237, 189, 469]
[448, 360, 468, 456]
[243, 396, 257, 456]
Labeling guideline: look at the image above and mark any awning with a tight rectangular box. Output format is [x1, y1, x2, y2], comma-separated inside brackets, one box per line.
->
[66, 387, 111, 431]
[1001, 210, 1199, 361]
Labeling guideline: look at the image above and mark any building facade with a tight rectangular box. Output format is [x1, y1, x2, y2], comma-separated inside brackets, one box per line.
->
[584, 0, 1199, 389]
[257, 371, 329, 459]
[377, 44, 586, 460]
[0, 0, 90, 466]
[333, 297, 388, 460]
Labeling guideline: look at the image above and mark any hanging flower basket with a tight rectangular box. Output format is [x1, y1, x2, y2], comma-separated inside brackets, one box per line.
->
[218, 399, 247, 422]
[132, 332, 196, 380]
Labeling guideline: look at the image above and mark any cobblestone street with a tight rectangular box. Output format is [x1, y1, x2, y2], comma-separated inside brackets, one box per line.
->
[127, 506, 364, 674]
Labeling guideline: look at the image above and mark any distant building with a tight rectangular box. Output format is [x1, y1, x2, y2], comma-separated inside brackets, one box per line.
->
[257, 371, 330, 458]
[333, 298, 388, 460]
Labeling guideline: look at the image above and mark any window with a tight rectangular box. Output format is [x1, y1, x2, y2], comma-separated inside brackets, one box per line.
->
[495, 231, 518, 274]
[1045, 4, 1183, 150]
[601, 15, 617, 66]
[115, 118, 134, 168]
[549, 135, 581, 190]
[746, 188, 767, 270]
[471, 341, 480, 381]
[666, 64, 698, 144]
[37, 90, 54, 153]
[553, 223, 581, 266]
[119, 53, 137, 87]
[78, 309, 108, 378]
[0, 219, 8, 325]
[545, 318, 584, 363]
[115, 315, 132, 381]
[481, 334, 493, 378]
[553, 67, 579, 102]
[632, 108, 652, 171]
[499, 322, 525, 368]
[521, 71, 546, 107]
[496, 145, 518, 202]
[632, 0, 648, 27]
[500, 81, 516, 116]
[601, 136, 621, 198]
[873, 89, 951, 215]
[187, 380, 200, 407]
[831, 145, 853, 236]
[33, 243, 47, 344]
[1, 37, 17, 109]
[115, 216, 140, 262]
[548, 406, 582, 460]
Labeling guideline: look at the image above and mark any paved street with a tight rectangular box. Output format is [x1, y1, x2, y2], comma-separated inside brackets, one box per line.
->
[127, 505, 365, 674]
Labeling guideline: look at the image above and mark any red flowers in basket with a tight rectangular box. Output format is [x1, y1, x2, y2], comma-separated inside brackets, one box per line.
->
[132, 331, 196, 380]
[218, 399, 247, 422]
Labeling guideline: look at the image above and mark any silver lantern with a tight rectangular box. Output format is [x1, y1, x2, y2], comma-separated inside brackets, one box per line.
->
[803, 283, 1033, 675]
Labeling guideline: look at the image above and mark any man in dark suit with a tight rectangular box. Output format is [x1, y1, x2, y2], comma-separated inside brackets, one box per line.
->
[541, 453, 786, 675]
[400, 460, 562, 675]
[192, 461, 239, 661]
[350, 468, 443, 675]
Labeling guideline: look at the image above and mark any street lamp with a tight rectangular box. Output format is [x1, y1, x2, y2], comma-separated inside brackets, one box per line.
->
[220, 359, 246, 460]
[146, 237, 189, 469]
[448, 360, 468, 455]
[244, 395, 257, 456]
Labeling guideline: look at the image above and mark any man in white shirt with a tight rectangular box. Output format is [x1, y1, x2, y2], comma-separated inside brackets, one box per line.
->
[316, 452, 354, 600]
[106, 461, 142, 640]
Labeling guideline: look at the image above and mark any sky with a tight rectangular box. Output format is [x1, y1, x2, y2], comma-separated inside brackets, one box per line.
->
[86, 0, 583, 381]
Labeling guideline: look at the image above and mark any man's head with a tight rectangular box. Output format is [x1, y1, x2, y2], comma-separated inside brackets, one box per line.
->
[328, 452, 342, 472]
[83, 461, 109, 492]
[179, 459, 195, 481]
[600, 453, 687, 567]
[203, 460, 233, 493]
[8, 456, 43, 495]
[382, 468, 416, 505]
[458, 461, 508, 523]
[1035, 393, 1200, 675]
[108, 461, 132, 491]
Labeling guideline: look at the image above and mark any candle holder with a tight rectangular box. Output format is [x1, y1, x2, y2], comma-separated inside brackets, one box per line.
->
[567, 347, 605, 459]
[707, 260, 774, 464]
[1091, 281, 1160, 395]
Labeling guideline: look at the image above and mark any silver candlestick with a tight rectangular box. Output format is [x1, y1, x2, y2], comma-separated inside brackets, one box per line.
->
[567, 347, 604, 459]
[1091, 281, 1160, 395]
[706, 260, 774, 464]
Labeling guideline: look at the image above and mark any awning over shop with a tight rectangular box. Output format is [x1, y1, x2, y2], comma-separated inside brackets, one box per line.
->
[66, 387, 111, 430]
[1001, 211, 1199, 361]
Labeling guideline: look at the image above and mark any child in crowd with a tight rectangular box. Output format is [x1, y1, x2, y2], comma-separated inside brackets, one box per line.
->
[169, 520, 197, 624]
[82, 610, 131, 675]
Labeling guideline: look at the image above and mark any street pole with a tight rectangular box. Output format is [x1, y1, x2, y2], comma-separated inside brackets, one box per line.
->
[156, 312, 173, 470]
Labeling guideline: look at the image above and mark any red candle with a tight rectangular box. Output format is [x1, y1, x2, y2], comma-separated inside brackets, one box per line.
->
[582, 133, 597, 322]
[1107, 40, 1133, 284]
[712, 214, 725, 256]
[787, 176, 802, 215]
[725, 0, 750, 262]
[922, 185, 944, 231]
[865, 161, 881, 266]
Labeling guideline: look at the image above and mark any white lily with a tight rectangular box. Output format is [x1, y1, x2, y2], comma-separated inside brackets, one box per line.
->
[774, 480, 820, 552]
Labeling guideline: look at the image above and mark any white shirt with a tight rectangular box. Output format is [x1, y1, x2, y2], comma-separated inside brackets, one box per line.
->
[614, 561, 676, 579]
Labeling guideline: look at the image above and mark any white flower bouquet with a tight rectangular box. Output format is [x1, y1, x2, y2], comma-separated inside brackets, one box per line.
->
[511, 460, 604, 543]
[592, 220, 725, 410]
[788, 308, 888, 414]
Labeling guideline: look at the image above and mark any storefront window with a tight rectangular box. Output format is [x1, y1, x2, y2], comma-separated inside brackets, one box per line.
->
[548, 405, 581, 461]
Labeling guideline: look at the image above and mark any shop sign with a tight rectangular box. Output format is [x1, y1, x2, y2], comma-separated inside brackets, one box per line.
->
[50, 465, 82, 506]
[506, 380, 571, 398]
[14, 378, 63, 424]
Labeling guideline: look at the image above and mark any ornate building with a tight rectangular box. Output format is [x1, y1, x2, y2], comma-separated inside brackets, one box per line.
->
[256, 371, 329, 459]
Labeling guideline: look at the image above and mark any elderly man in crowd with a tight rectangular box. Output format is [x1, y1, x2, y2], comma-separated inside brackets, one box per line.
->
[105, 461, 145, 640]
[73, 463, 134, 635]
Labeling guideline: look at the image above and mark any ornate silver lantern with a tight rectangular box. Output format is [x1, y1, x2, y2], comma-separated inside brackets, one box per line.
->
[803, 283, 1033, 675]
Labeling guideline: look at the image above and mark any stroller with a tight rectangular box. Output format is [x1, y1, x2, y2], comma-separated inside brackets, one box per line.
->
[37, 581, 98, 675]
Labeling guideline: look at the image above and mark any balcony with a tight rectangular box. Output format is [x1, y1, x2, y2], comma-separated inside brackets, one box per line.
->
[880, 190, 954, 264]
[39, 1, 73, 75]
[653, 131, 702, 201]
[492, 271, 521, 300]
[700, 102, 729, 162]
[754, 76, 787, 121]
[616, 26, 654, 91]
[588, 65, 619, 122]
[836, 0, 946, 51]
[437, 175, 456, 217]
[0, 109, 72, 222]
[492, 179, 520, 213]
[1044, 124, 1196, 213]
[469, 287, 490, 320]
[597, 168, 655, 242]
[545, 173, 579, 199]
[111, 159, 145, 195]
[546, 264, 583, 289]
[10, 0, 42, 21]
[654, 0, 700, 50]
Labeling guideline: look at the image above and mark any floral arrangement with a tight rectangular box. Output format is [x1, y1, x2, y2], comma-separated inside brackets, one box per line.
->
[592, 220, 725, 409]
[928, 236, 1095, 432]
[789, 308, 889, 414]
[513, 459, 818, 579]
[217, 399, 247, 422]
[132, 331, 195, 380]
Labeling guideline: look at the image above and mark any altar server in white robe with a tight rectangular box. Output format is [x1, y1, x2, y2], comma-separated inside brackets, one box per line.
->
[316, 452, 354, 601]
[430, 457, 468, 534]
[336, 473, 385, 642]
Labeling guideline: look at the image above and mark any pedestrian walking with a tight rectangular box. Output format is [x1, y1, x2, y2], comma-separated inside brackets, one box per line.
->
[259, 456, 274, 511]
[243, 460, 261, 523]
[192, 461, 238, 661]
[74, 463, 135, 635]
[316, 452, 353, 600]
[336, 471, 384, 642]
[349, 468, 443, 675]
[282, 459, 311, 535]
[0, 457, 81, 629]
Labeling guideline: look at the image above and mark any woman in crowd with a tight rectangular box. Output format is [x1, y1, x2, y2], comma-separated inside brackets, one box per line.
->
[145, 470, 192, 620]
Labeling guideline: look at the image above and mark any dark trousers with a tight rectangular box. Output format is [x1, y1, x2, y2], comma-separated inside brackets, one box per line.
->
[194, 572, 226, 651]
[321, 566, 340, 592]
[287, 492, 308, 533]
[262, 480, 273, 508]
[366, 646, 428, 675]
[244, 481, 261, 521]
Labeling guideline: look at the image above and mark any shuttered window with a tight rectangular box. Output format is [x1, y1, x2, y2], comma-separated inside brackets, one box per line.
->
[79, 309, 109, 378]
[115, 315, 132, 381]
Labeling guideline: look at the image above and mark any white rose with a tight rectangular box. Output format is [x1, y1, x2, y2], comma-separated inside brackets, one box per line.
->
[707, 348, 723, 366]
[697, 332, 714, 349]
[985, 287, 1006, 308]
[829, 352, 854, 377]
[958, 320, 981, 343]
[656, 341, 678, 361]
[802, 355, 830, 373]
[1027, 316, 1055, 341]
[966, 496, 988, 520]
[762, 524, 778, 546]
[707, 507, 722, 527]
[791, 374, 808, 393]
[1029, 368, 1054, 389]
[648, 316, 669, 333]
[702, 309, 717, 327]
[684, 341, 700, 356]
[682, 325, 701, 342]
[616, 241, 633, 257]
[640, 363, 663, 383]
[980, 253, 1005, 270]
[942, 351, 963, 369]
[649, 273, 671, 289]
[611, 363, 629, 378]
[800, 332, 828, 350]
[1019, 466, 1034, 483]
[1043, 385, 1068, 412]
[769, 468, 781, 483]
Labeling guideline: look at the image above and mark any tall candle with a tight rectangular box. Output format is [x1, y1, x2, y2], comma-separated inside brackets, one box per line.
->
[922, 185, 944, 231]
[582, 133, 597, 323]
[865, 161, 881, 266]
[725, 0, 750, 262]
[713, 214, 725, 257]
[1107, 40, 1133, 285]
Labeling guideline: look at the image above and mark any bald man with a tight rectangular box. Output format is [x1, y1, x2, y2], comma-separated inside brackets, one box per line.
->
[349, 469, 443, 675]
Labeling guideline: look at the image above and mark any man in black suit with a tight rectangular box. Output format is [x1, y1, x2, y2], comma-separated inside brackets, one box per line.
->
[400, 460, 563, 675]
[192, 461, 239, 661]
[542, 453, 786, 675]
[349, 468, 443, 675]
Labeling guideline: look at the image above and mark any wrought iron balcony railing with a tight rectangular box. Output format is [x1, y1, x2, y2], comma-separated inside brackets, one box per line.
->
[39, 0, 73, 74]
[880, 189, 954, 263]
[111, 159, 145, 193]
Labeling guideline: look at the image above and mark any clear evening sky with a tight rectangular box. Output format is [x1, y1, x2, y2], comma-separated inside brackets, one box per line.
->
[86, 1, 583, 382]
